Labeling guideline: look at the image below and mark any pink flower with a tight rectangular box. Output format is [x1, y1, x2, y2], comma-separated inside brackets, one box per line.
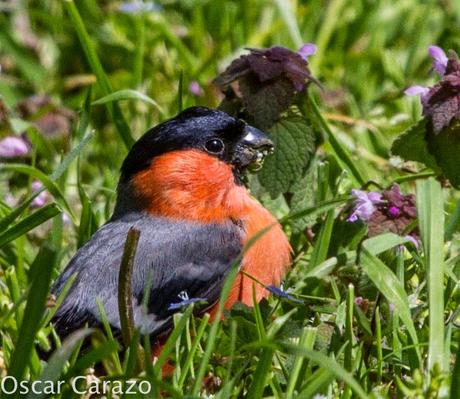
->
[347, 189, 383, 222]
[388, 206, 401, 218]
[0, 136, 29, 158]
[188, 81, 204, 97]
[428, 45, 448, 76]
[404, 85, 430, 107]
[404, 85, 429, 97]
[30, 181, 50, 208]
[404, 235, 419, 248]
[298, 43, 317, 60]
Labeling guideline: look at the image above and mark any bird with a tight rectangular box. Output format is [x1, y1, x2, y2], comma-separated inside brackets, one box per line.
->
[51, 106, 291, 342]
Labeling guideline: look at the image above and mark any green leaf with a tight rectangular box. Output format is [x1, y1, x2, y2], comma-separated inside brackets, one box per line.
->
[246, 346, 275, 399]
[360, 233, 421, 365]
[451, 337, 460, 399]
[282, 197, 348, 224]
[273, 0, 303, 47]
[391, 118, 438, 170]
[26, 329, 95, 399]
[0, 31, 47, 88]
[297, 367, 335, 398]
[7, 246, 57, 382]
[0, 204, 61, 248]
[93, 89, 164, 115]
[50, 130, 93, 181]
[428, 122, 460, 188]
[416, 178, 445, 371]
[309, 209, 335, 268]
[0, 131, 92, 232]
[240, 77, 295, 130]
[281, 343, 369, 399]
[306, 95, 366, 186]
[0, 164, 75, 221]
[289, 166, 317, 233]
[259, 116, 316, 197]
[63, 0, 135, 149]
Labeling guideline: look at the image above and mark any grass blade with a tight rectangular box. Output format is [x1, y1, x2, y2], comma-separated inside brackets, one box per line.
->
[309, 209, 335, 267]
[246, 346, 275, 399]
[93, 89, 164, 115]
[0, 164, 75, 220]
[7, 246, 57, 382]
[50, 130, 93, 181]
[286, 327, 317, 397]
[0, 204, 61, 248]
[451, 338, 460, 399]
[308, 95, 366, 185]
[273, 0, 303, 47]
[360, 234, 421, 365]
[190, 224, 275, 396]
[63, 0, 134, 149]
[26, 329, 95, 399]
[282, 343, 369, 399]
[0, 131, 92, 232]
[177, 313, 210, 389]
[416, 177, 445, 371]
[282, 197, 348, 224]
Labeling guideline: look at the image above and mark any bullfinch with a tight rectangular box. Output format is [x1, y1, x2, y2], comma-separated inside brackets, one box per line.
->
[51, 106, 291, 340]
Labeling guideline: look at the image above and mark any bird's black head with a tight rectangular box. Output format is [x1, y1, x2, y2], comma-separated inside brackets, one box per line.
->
[120, 107, 273, 182]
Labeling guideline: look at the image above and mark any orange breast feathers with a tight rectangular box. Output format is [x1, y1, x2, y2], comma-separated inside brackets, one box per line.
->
[132, 149, 292, 306]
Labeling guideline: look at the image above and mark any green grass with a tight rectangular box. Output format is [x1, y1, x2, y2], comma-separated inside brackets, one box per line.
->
[0, 1, 459, 398]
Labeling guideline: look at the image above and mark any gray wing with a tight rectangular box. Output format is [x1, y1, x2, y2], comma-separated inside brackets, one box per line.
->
[51, 212, 242, 338]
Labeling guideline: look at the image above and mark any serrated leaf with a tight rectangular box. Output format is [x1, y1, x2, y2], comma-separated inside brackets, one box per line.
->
[289, 165, 317, 233]
[240, 76, 295, 129]
[259, 117, 316, 197]
[214, 46, 317, 130]
[422, 56, 460, 133]
[391, 119, 438, 170]
[428, 121, 460, 188]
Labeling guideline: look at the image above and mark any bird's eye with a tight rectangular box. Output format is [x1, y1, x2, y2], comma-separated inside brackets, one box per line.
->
[205, 138, 225, 154]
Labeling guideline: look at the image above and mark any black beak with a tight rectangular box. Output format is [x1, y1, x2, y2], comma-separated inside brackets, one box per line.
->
[232, 125, 274, 171]
[240, 126, 274, 152]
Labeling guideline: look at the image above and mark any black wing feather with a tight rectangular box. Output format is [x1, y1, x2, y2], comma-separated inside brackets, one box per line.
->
[51, 212, 242, 338]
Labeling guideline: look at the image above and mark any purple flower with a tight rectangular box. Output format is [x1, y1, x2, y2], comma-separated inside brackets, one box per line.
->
[0, 136, 29, 158]
[347, 189, 383, 222]
[30, 181, 50, 208]
[4, 194, 15, 207]
[404, 85, 430, 104]
[118, 1, 160, 13]
[62, 212, 72, 227]
[404, 235, 419, 248]
[298, 43, 317, 60]
[188, 80, 204, 97]
[388, 206, 401, 218]
[347, 186, 419, 245]
[167, 291, 207, 311]
[405, 45, 460, 133]
[428, 45, 448, 76]
[266, 284, 304, 304]
[354, 296, 364, 306]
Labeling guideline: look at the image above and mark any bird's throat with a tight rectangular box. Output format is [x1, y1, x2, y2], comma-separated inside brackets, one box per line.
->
[131, 149, 250, 223]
